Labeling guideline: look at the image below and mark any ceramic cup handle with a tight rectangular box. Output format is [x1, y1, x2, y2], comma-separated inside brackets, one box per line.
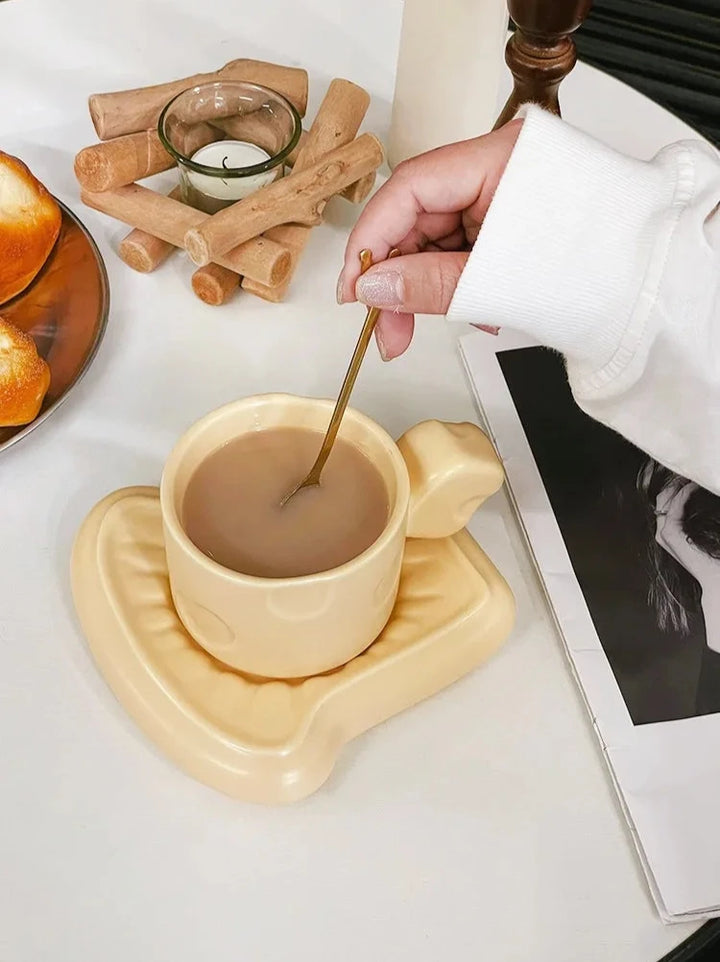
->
[396, 420, 504, 539]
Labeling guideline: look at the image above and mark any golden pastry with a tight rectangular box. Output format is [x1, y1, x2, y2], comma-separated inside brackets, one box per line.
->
[0, 150, 62, 305]
[0, 316, 50, 426]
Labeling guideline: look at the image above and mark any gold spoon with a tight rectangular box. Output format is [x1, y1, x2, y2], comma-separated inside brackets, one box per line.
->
[280, 247, 400, 506]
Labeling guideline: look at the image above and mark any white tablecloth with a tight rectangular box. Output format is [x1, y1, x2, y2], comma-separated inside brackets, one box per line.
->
[0, 1, 704, 959]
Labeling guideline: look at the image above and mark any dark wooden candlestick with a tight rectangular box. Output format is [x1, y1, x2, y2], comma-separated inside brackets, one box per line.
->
[494, 0, 593, 129]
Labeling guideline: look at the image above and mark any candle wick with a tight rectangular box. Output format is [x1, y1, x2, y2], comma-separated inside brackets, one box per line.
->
[221, 155, 230, 187]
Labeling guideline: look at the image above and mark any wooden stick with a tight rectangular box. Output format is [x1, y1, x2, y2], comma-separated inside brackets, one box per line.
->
[284, 129, 373, 202]
[74, 123, 221, 192]
[119, 229, 175, 274]
[89, 60, 309, 141]
[75, 131, 171, 192]
[191, 263, 240, 306]
[118, 187, 243, 297]
[184, 133, 383, 267]
[342, 171, 376, 204]
[118, 187, 182, 273]
[81, 184, 291, 287]
[113, 143, 370, 294]
[242, 78, 371, 302]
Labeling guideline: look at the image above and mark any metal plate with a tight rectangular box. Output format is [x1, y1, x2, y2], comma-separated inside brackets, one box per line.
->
[0, 198, 109, 452]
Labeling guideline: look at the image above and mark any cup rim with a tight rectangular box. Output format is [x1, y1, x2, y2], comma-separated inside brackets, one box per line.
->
[157, 81, 302, 178]
[159, 394, 411, 586]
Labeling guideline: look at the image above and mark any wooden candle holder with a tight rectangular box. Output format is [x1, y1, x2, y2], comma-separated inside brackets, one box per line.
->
[76, 65, 383, 305]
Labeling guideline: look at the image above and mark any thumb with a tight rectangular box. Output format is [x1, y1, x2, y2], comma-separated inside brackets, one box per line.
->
[354, 251, 469, 315]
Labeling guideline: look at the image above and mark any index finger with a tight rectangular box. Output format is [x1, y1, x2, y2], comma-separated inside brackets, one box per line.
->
[337, 138, 488, 301]
[338, 120, 524, 302]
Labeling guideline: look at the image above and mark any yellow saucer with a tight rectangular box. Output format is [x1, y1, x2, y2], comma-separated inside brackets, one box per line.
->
[71, 487, 515, 804]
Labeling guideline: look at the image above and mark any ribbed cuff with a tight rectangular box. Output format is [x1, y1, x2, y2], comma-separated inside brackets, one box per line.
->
[447, 106, 679, 391]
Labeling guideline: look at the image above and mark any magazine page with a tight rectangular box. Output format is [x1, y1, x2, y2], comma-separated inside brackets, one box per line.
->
[459, 330, 720, 923]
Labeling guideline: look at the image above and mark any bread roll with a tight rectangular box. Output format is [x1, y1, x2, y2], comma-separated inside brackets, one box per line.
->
[0, 316, 51, 426]
[0, 151, 62, 305]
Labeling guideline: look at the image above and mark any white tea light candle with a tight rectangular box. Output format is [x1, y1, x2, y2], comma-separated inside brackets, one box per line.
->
[187, 140, 278, 202]
[158, 81, 301, 215]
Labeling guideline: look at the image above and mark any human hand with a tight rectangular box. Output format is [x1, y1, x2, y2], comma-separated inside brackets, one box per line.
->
[336, 120, 523, 361]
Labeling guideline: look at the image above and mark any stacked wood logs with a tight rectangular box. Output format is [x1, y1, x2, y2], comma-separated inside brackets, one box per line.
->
[74, 61, 382, 305]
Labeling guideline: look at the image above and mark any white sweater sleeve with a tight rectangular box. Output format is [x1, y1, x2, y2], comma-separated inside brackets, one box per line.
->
[447, 106, 720, 495]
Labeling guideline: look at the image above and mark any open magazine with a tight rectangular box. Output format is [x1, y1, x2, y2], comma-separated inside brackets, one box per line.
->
[459, 330, 720, 924]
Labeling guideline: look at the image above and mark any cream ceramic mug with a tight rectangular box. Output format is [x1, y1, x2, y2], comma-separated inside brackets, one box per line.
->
[160, 394, 504, 679]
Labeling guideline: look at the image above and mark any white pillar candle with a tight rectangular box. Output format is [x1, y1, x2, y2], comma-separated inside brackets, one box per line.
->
[186, 140, 278, 202]
[387, 0, 509, 169]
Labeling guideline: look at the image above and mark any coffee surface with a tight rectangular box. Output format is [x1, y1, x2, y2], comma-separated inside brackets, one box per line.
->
[182, 427, 390, 578]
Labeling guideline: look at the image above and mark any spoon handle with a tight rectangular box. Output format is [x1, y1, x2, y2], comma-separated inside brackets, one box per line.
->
[303, 248, 399, 484]
[307, 305, 381, 483]
[280, 248, 399, 505]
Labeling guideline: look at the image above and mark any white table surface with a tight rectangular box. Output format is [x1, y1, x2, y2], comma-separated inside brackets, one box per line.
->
[0, 1, 706, 959]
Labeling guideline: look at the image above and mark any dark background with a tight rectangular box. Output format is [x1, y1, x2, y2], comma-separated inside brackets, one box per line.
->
[577, 0, 720, 146]
[497, 347, 720, 725]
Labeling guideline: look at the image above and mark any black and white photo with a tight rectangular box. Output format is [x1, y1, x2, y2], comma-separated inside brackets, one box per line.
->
[496, 345, 720, 725]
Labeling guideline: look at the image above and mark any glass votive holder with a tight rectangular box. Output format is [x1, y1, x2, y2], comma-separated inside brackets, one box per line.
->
[158, 81, 302, 215]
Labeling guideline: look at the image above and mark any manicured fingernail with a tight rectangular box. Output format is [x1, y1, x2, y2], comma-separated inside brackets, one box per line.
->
[336, 272, 346, 304]
[375, 328, 391, 362]
[356, 270, 403, 308]
[471, 323, 500, 336]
